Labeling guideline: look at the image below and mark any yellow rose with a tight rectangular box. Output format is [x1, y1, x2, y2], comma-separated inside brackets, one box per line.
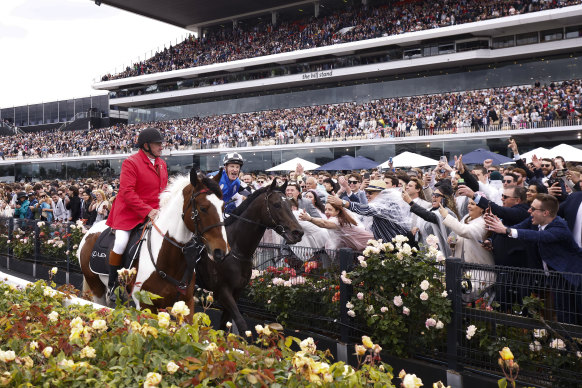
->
[361, 335, 374, 349]
[144, 372, 162, 388]
[171, 301, 190, 317]
[22, 356, 34, 368]
[70, 317, 84, 329]
[42, 347, 53, 358]
[80, 346, 96, 359]
[355, 344, 367, 356]
[499, 347, 514, 361]
[92, 319, 107, 332]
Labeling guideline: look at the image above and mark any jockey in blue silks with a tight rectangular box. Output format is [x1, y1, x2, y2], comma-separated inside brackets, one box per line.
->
[219, 152, 244, 214]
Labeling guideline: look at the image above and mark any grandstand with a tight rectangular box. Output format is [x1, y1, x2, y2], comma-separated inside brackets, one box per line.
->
[0, 0, 581, 181]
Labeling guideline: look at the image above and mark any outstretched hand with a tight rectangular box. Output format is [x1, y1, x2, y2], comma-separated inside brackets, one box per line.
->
[456, 185, 474, 199]
[484, 213, 505, 234]
[438, 203, 448, 218]
[454, 155, 464, 174]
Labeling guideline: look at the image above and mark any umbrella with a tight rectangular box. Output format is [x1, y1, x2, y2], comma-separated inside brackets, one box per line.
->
[266, 157, 320, 172]
[378, 151, 439, 169]
[519, 147, 551, 163]
[449, 148, 512, 166]
[548, 144, 582, 162]
[316, 155, 378, 171]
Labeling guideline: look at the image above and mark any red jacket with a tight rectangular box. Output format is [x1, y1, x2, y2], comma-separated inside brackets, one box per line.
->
[106, 149, 168, 231]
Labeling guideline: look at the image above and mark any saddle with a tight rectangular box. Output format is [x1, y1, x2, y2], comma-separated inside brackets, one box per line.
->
[89, 224, 147, 275]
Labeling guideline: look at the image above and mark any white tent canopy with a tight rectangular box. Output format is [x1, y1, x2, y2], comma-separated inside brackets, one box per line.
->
[519, 147, 551, 163]
[548, 144, 582, 162]
[378, 151, 439, 169]
[266, 157, 320, 172]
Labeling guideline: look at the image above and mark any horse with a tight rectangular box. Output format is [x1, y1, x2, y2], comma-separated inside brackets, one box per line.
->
[79, 168, 229, 320]
[195, 179, 303, 334]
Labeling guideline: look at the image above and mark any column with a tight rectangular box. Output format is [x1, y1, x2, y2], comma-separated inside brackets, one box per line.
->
[314, 1, 320, 17]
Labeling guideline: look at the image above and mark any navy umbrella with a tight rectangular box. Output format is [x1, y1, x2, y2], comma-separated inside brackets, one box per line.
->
[448, 148, 512, 166]
[316, 155, 378, 171]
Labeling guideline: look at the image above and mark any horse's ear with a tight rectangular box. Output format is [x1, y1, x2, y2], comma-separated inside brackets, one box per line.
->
[190, 168, 199, 187]
[278, 179, 287, 193]
[213, 168, 223, 184]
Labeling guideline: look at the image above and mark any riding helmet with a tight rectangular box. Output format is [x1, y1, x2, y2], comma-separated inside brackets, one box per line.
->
[223, 152, 244, 167]
[137, 127, 164, 148]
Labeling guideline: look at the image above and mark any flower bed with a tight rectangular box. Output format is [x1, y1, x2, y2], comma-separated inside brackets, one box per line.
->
[0, 271, 410, 387]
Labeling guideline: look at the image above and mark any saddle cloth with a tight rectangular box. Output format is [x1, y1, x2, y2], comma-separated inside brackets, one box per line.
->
[89, 224, 146, 275]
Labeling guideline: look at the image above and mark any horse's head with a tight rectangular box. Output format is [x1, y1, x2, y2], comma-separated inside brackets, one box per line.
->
[262, 179, 304, 244]
[182, 168, 229, 261]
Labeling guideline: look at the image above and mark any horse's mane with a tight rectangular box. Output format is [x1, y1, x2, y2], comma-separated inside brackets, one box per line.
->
[225, 186, 281, 226]
[159, 175, 190, 209]
[159, 173, 224, 210]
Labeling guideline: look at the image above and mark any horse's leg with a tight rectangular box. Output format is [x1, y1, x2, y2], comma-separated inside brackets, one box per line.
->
[219, 308, 233, 332]
[217, 289, 248, 335]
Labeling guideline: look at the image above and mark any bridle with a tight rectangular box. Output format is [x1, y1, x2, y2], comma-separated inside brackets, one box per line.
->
[225, 190, 286, 235]
[145, 186, 226, 293]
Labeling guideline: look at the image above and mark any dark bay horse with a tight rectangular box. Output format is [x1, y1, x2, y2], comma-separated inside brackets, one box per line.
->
[79, 169, 229, 320]
[195, 179, 303, 334]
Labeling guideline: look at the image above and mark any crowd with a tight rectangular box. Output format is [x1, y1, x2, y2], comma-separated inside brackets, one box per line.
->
[101, 0, 582, 81]
[2, 135, 582, 321]
[1, 79, 581, 159]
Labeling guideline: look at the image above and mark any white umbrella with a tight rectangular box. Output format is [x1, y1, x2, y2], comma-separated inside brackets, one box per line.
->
[519, 147, 550, 163]
[266, 157, 320, 172]
[548, 144, 582, 162]
[378, 151, 439, 169]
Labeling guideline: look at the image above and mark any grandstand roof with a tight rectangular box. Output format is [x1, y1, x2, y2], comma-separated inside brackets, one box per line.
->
[97, 0, 324, 30]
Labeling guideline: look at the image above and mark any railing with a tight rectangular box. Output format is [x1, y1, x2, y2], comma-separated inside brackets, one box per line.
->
[1, 118, 581, 161]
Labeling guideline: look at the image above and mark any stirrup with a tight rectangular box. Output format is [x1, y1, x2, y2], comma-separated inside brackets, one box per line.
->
[107, 287, 127, 306]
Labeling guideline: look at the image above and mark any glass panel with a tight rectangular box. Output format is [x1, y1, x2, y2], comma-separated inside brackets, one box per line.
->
[492, 36, 515, 49]
[565, 25, 582, 39]
[516, 32, 538, 46]
[541, 28, 563, 42]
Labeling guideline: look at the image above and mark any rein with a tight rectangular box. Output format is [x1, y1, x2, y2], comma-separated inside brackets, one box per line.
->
[145, 186, 225, 294]
[225, 191, 286, 235]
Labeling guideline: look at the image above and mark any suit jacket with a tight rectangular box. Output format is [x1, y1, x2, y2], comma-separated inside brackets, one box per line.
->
[476, 197, 530, 226]
[297, 197, 321, 218]
[558, 191, 582, 232]
[512, 216, 582, 286]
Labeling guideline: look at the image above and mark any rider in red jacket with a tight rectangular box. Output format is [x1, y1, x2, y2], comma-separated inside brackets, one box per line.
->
[106, 127, 168, 302]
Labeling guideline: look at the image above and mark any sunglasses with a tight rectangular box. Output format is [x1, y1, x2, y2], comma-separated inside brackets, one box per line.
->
[502, 180, 513, 184]
[257, 180, 265, 184]
[348, 180, 359, 184]
[529, 206, 544, 212]
[432, 193, 445, 198]
[501, 194, 517, 200]
[541, 164, 552, 167]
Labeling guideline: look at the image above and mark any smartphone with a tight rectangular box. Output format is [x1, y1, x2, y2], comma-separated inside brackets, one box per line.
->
[363, 172, 370, 180]
[439, 155, 447, 162]
[555, 169, 565, 178]
[457, 178, 465, 184]
[388, 157, 393, 164]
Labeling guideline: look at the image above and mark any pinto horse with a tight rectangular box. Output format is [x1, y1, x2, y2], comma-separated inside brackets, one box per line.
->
[195, 179, 303, 334]
[79, 169, 229, 319]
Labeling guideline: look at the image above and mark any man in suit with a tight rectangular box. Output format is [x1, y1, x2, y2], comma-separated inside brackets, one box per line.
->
[485, 194, 582, 324]
[558, 191, 582, 248]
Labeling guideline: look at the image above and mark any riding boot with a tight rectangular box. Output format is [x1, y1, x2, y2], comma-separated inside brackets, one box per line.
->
[107, 251, 125, 304]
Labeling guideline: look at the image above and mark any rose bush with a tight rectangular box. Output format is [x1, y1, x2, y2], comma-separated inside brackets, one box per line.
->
[0, 275, 399, 387]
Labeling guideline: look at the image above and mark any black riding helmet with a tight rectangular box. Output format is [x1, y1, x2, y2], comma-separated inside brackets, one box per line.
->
[138, 127, 164, 157]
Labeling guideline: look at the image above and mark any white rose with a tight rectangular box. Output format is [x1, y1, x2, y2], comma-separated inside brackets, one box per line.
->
[436, 320, 444, 329]
[419, 291, 429, 301]
[533, 329, 546, 338]
[441, 291, 448, 298]
[466, 325, 477, 340]
[393, 295, 403, 307]
[48, 311, 59, 322]
[529, 341, 542, 352]
[171, 301, 190, 317]
[402, 373, 423, 388]
[380, 306, 388, 313]
[550, 338, 566, 350]
[167, 361, 179, 374]
[402, 307, 410, 315]
[347, 310, 356, 317]
[50, 267, 58, 275]
[70, 317, 84, 329]
[42, 347, 53, 357]
[346, 301, 354, 309]
[357, 292, 364, 300]
[420, 280, 430, 291]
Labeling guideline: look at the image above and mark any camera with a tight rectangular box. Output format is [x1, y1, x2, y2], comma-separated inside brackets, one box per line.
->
[555, 169, 566, 178]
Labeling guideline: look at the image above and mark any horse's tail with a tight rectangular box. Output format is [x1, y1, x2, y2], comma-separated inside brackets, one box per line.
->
[82, 276, 90, 295]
